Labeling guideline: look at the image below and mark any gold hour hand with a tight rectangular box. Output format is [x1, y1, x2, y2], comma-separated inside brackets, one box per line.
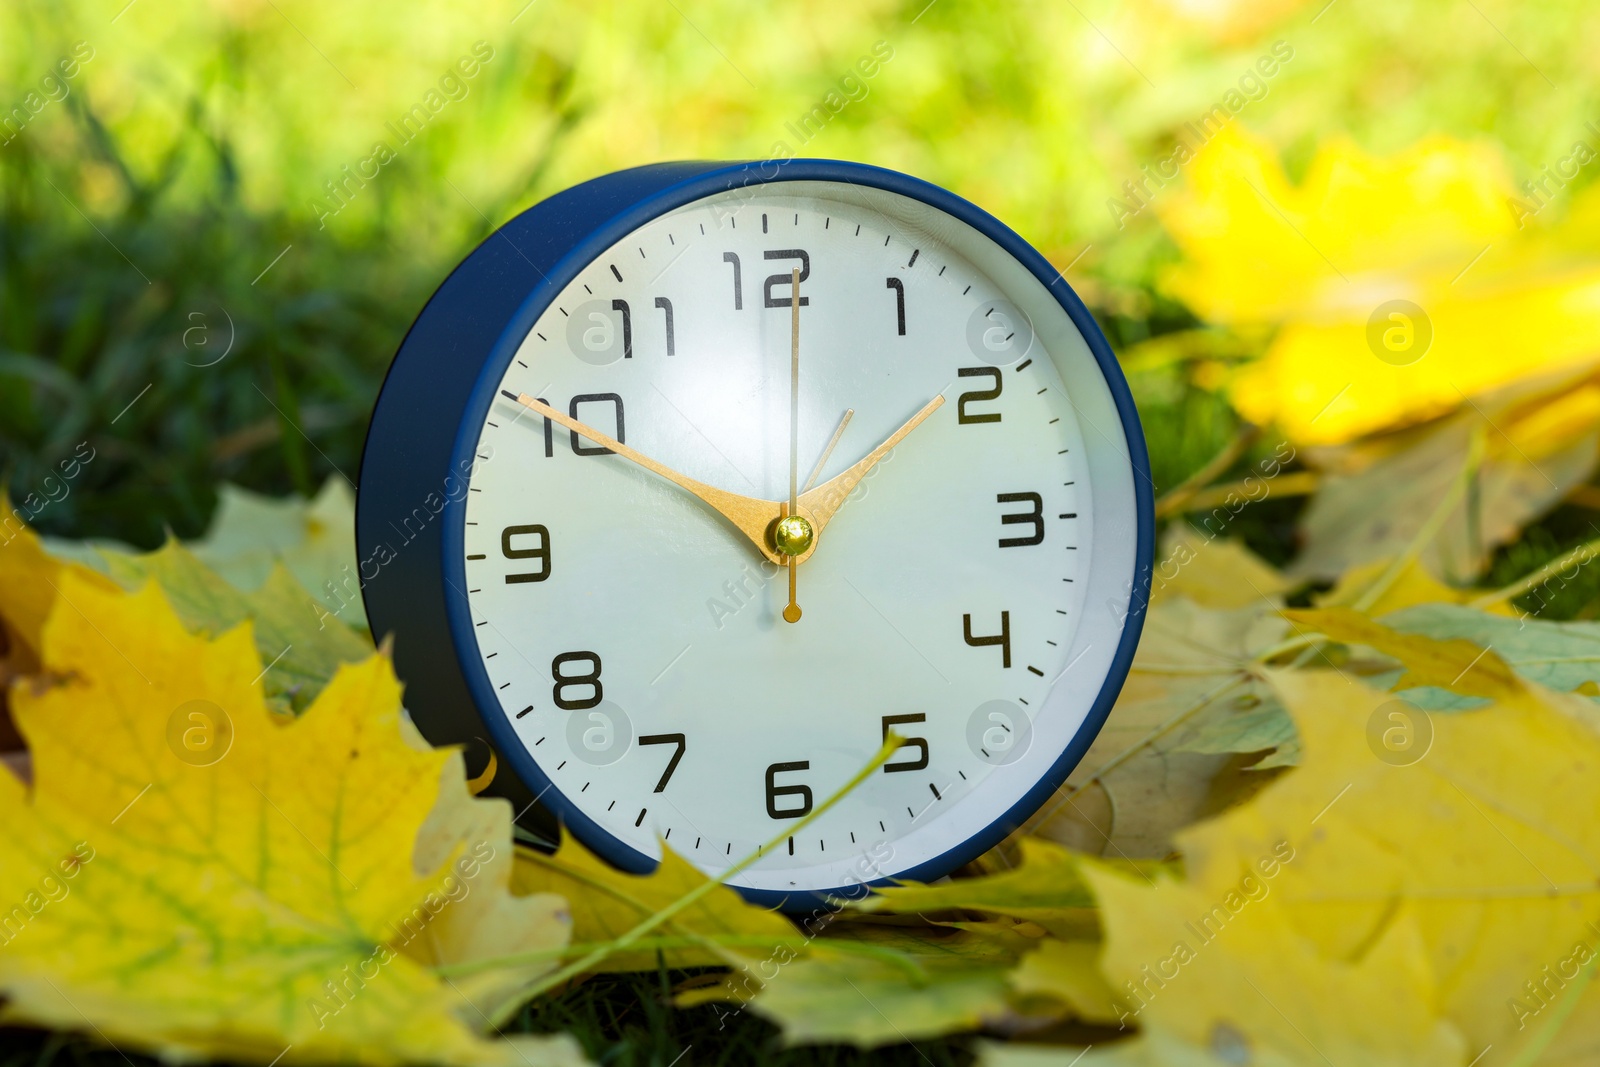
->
[502, 391, 783, 560]
[797, 394, 945, 535]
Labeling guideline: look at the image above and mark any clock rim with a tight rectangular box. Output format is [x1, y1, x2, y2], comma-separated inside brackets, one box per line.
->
[361, 158, 1155, 911]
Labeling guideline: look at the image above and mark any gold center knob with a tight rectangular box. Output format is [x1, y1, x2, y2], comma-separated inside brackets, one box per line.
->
[771, 514, 815, 557]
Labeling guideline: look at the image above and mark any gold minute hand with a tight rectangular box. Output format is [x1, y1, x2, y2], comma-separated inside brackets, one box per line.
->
[796, 394, 946, 535]
[503, 391, 784, 561]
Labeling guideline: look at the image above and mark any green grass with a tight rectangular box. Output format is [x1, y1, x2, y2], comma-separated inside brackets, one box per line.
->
[1483, 504, 1600, 621]
[0, 77, 569, 548]
[1, 130, 415, 544]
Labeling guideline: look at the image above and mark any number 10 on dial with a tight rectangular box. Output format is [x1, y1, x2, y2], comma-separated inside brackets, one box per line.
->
[357, 160, 1152, 909]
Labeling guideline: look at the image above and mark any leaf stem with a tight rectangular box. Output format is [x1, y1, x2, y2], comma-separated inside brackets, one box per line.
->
[1469, 532, 1600, 610]
[436, 933, 926, 981]
[1352, 423, 1487, 615]
[1154, 424, 1262, 519]
[486, 734, 904, 1020]
[1169, 470, 1320, 517]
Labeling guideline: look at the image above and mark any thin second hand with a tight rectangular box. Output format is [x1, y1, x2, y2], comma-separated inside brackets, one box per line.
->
[785, 266, 802, 624]
[804, 409, 854, 492]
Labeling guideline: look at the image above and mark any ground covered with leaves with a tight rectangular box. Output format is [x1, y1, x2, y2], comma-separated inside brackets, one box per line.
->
[6, 465, 1600, 1067]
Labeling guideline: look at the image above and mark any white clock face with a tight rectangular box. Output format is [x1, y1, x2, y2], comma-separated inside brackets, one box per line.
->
[460, 180, 1140, 896]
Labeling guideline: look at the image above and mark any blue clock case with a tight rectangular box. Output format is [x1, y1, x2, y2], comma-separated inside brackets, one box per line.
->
[356, 158, 1154, 910]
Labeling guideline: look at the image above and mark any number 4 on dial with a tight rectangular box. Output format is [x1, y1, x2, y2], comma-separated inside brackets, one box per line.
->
[963, 611, 1011, 668]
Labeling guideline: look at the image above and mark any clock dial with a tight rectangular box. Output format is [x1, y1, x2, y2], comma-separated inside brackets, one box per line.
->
[454, 180, 1139, 897]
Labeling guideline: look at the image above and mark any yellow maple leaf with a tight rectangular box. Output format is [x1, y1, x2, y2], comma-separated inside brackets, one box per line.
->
[682, 950, 1014, 1048]
[1152, 527, 1289, 611]
[1008, 938, 1126, 1027]
[0, 519, 119, 669]
[192, 478, 365, 627]
[857, 837, 1101, 939]
[1315, 556, 1516, 617]
[1031, 598, 1291, 857]
[0, 573, 581, 1066]
[1290, 366, 1600, 581]
[404, 741, 574, 1023]
[1157, 126, 1600, 445]
[1020, 661, 1600, 1065]
[1282, 606, 1526, 703]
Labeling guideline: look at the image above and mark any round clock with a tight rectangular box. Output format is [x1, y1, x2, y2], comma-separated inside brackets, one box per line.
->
[357, 159, 1152, 909]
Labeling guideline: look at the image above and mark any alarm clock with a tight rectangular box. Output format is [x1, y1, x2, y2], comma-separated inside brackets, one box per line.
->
[357, 159, 1152, 908]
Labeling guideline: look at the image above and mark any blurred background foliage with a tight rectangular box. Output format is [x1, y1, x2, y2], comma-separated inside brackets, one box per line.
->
[2, 0, 1598, 562]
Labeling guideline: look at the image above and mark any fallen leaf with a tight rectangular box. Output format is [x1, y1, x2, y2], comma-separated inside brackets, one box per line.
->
[191, 478, 366, 628]
[1025, 664, 1600, 1065]
[0, 573, 580, 1066]
[1032, 599, 1291, 858]
[1315, 555, 1516, 617]
[510, 832, 799, 972]
[1289, 369, 1600, 582]
[855, 838, 1100, 938]
[0, 521, 121, 754]
[1158, 126, 1600, 446]
[644, 856, 1067, 1049]
[680, 951, 1012, 1048]
[1152, 527, 1289, 610]
[1170, 698, 1295, 757]
[0, 519, 119, 668]
[1083, 876, 1463, 1065]
[818, 915, 1041, 969]
[978, 1033, 1211, 1066]
[404, 742, 573, 1022]
[99, 540, 372, 712]
[1008, 939, 1126, 1026]
[1385, 602, 1600, 694]
[1282, 606, 1525, 703]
